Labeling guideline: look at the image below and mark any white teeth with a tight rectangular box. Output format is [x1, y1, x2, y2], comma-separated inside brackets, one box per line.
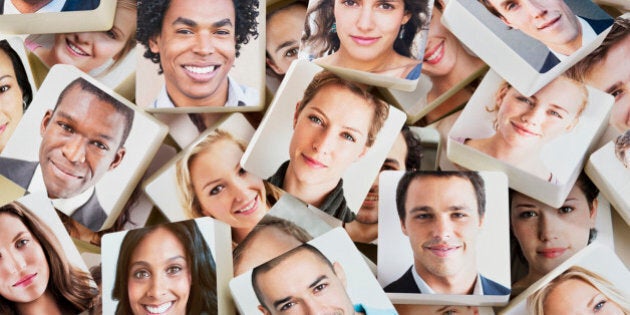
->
[236, 196, 257, 214]
[67, 41, 89, 56]
[145, 302, 173, 314]
[184, 65, 217, 74]
[426, 43, 443, 62]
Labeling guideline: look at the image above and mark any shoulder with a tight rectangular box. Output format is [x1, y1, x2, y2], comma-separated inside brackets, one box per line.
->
[581, 16, 614, 34]
[61, 0, 100, 11]
[72, 193, 107, 231]
[354, 304, 398, 315]
[480, 275, 511, 296]
[384, 266, 420, 293]
[0, 158, 37, 187]
[227, 77, 259, 107]
[404, 62, 422, 80]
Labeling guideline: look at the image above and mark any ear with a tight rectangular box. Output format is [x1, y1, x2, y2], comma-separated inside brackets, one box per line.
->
[148, 35, 161, 54]
[400, 219, 408, 236]
[401, 10, 412, 25]
[108, 147, 126, 170]
[588, 198, 598, 227]
[266, 57, 284, 76]
[293, 101, 301, 129]
[40, 110, 54, 137]
[495, 84, 510, 109]
[257, 305, 271, 315]
[332, 261, 348, 288]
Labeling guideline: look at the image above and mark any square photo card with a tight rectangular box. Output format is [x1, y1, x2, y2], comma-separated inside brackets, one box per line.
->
[500, 243, 630, 315]
[241, 59, 407, 223]
[0, 193, 96, 314]
[230, 227, 397, 315]
[0, 0, 115, 34]
[0, 64, 168, 232]
[135, 0, 265, 114]
[378, 170, 511, 306]
[101, 217, 233, 315]
[396, 304, 496, 315]
[442, 0, 613, 96]
[447, 69, 613, 208]
[298, 0, 431, 92]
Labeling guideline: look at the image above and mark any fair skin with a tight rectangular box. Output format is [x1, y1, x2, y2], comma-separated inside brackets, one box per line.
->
[36, 4, 136, 73]
[127, 227, 192, 315]
[10, 0, 51, 13]
[189, 139, 268, 243]
[395, 304, 479, 315]
[422, 6, 485, 124]
[345, 132, 407, 243]
[466, 76, 585, 181]
[284, 84, 371, 208]
[317, 0, 420, 78]
[584, 34, 630, 133]
[233, 226, 303, 276]
[0, 213, 59, 315]
[0, 50, 25, 153]
[266, 3, 307, 76]
[401, 176, 482, 294]
[149, 0, 237, 108]
[511, 185, 597, 289]
[543, 279, 625, 315]
[485, 0, 582, 55]
[255, 249, 360, 315]
[39, 84, 127, 199]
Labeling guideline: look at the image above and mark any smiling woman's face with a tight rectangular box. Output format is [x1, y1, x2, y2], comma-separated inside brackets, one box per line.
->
[190, 139, 268, 229]
[495, 76, 584, 148]
[288, 84, 372, 188]
[543, 278, 625, 315]
[0, 50, 24, 153]
[127, 227, 191, 315]
[0, 213, 50, 304]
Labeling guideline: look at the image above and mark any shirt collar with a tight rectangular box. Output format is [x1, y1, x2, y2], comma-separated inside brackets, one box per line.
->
[28, 164, 95, 217]
[153, 76, 256, 108]
[411, 265, 484, 295]
[4, 0, 66, 14]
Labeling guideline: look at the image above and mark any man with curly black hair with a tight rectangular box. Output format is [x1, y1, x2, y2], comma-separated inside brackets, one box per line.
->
[137, 0, 260, 109]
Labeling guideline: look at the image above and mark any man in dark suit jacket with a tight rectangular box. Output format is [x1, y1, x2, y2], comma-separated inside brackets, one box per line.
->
[0, 0, 99, 14]
[385, 171, 510, 295]
[0, 77, 134, 231]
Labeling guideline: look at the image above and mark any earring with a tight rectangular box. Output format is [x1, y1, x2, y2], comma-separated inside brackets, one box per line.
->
[22, 99, 27, 110]
[399, 25, 405, 40]
[330, 22, 337, 34]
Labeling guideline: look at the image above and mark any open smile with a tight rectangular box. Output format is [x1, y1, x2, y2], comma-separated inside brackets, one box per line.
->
[350, 35, 380, 46]
[143, 301, 174, 315]
[65, 38, 90, 57]
[234, 194, 260, 215]
[182, 64, 219, 82]
[424, 40, 444, 65]
[13, 273, 37, 287]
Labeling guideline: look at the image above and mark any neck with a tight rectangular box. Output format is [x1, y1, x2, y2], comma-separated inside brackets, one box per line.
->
[478, 135, 541, 164]
[326, 47, 402, 73]
[344, 220, 378, 243]
[414, 263, 478, 294]
[166, 79, 229, 108]
[283, 162, 339, 208]
[549, 22, 583, 56]
[16, 290, 63, 315]
[11, 0, 51, 13]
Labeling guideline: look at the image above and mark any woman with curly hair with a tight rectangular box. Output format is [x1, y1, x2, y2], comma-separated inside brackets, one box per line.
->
[0, 201, 97, 314]
[112, 220, 218, 315]
[302, 0, 429, 79]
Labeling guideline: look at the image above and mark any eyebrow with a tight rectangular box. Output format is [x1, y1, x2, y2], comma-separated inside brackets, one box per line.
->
[435, 306, 451, 312]
[0, 74, 15, 81]
[12, 231, 28, 243]
[275, 40, 298, 53]
[605, 81, 622, 95]
[271, 275, 328, 309]
[56, 111, 116, 142]
[201, 161, 241, 191]
[130, 255, 187, 269]
[309, 107, 365, 136]
[408, 205, 471, 214]
[173, 17, 233, 29]
[383, 158, 401, 167]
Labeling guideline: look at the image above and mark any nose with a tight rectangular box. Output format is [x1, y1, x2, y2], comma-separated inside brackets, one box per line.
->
[303, 296, 328, 315]
[521, 105, 545, 126]
[232, 176, 253, 203]
[3, 250, 26, 274]
[524, 0, 547, 18]
[432, 216, 454, 240]
[356, 6, 375, 31]
[193, 33, 215, 55]
[312, 129, 336, 156]
[72, 32, 91, 44]
[538, 213, 558, 242]
[62, 135, 86, 164]
[147, 274, 168, 298]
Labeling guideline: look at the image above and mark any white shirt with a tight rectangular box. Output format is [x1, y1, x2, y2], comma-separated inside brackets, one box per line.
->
[3, 0, 66, 14]
[550, 16, 597, 61]
[153, 76, 259, 108]
[411, 265, 484, 295]
[28, 165, 95, 217]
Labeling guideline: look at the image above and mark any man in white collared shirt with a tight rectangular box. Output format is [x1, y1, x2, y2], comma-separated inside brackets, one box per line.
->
[1, 0, 99, 14]
[384, 171, 510, 295]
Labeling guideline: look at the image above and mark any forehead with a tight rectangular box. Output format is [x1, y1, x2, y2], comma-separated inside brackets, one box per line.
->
[534, 77, 585, 114]
[302, 84, 373, 129]
[387, 133, 408, 165]
[238, 227, 303, 272]
[264, 249, 332, 280]
[0, 50, 16, 74]
[163, 0, 236, 24]
[54, 85, 127, 131]
[405, 176, 478, 209]
[192, 139, 242, 168]
[588, 35, 630, 87]
[547, 278, 596, 303]
[0, 212, 28, 235]
[131, 227, 187, 262]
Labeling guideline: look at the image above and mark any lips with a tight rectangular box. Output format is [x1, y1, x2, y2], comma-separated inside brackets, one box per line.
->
[143, 301, 174, 315]
[425, 243, 462, 258]
[49, 159, 84, 180]
[423, 41, 445, 65]
[301, 154, 327, 169]
[13, 273, 37, 287]
[234, 194, 259, 215]
[537, 247, 567, 259]
[182, 64, 219, 82]
[0, 122, 8, 135]
[511, 121, 541, 137]
[65, 38, 90, 57]
[537, 15, 561, 30]
[350, 35, 380, 46]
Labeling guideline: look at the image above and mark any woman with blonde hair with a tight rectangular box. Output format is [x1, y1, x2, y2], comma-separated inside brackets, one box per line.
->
[0, 201, 97, 314]
[26, 0, 136, 85]
[176, 129, 274, 244]
[528, 265, 630, 314]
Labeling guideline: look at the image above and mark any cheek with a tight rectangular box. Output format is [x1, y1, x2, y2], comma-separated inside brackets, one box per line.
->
[200, 195, 231, 218]
[512, 221, 538, 247]
[127, 280, 146, 304]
